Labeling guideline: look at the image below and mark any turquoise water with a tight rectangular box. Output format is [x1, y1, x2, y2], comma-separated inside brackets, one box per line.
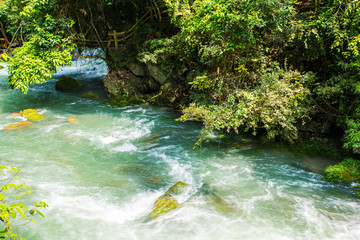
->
[1, 61, 360, 240]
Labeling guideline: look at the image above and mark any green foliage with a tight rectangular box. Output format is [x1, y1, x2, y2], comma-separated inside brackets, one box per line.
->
[286, 0, 360, 152]
[179, 67, 313, 146]
[7, 42, 73, 93]
[0, 165, 48, 240]
[288, 138, 342, 159]
[144, 0, 296, 72]
[323, 158, 360, 183]
[0, 54, 9, 70]
[1, 0, 75, 94]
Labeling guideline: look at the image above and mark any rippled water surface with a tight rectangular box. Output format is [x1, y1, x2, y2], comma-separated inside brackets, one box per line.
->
[0, 60, 360, 240]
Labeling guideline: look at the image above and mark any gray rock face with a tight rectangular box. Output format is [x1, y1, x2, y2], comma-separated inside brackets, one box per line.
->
[146, 62, 167, 85]
[128, 62, 146, 77]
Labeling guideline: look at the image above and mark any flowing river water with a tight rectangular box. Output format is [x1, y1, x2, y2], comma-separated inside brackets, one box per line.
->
[0, 58, 360, 240]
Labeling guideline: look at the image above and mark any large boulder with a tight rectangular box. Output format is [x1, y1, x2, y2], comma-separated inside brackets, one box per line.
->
[151, 82, 186, 107]
[103, 69, 150, 106]
[146, 62, 168, 85]
[22, 109, 45, 121]
[55, 76, 81, 92]
[3, 121, 33, 130]
[128, 62, 146, 77]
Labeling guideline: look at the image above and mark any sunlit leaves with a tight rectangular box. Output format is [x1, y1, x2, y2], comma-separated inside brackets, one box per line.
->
[0, 167, 48, 240]
[1, 0, 75, 93]
[180, 68, 313, 145]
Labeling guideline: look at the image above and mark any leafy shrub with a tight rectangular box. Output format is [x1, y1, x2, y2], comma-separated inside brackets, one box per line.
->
[178, 67, 314, 146]
[0, 165, 48, 240]
[323, 158, 360, 183]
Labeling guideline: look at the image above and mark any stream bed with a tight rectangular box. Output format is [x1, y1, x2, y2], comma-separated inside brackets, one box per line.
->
[0, 59, 360, 240]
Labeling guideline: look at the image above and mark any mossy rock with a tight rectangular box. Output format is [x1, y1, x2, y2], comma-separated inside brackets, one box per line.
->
[3, 121, 33, 130]
[22, 109, 46, 121]
[55, 76, 81, 92]
[323, 158, 360, 183]
[0, 65, 4, 70]
[150, 194, 179, 219]
[165, 181, 189, 195]
[82, 91, 99, 100]
[110, 94, 144, 107]
[67, 116, 79, 123]
[355, 186, 360, 198]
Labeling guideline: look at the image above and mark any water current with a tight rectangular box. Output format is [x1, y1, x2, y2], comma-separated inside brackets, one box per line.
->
[0, 56, 360, 240]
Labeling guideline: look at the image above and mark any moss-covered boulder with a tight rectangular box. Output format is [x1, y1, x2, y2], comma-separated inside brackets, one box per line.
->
[165, 181, 189, 195]
[323, 158, 360, 183]
[0, 65, 4, 70]
[150, 181, 189, 218]
[22, 109, 46, 121]
[3, 121, 33, 130]
[67, 116, 79, 123]
[55, 76, 81, 92]
[150, 194, 179, 219]
[82, 91, 99, 100]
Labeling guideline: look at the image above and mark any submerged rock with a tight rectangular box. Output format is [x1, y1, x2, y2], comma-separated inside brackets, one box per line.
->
[67, 116, 79, 123]
[22, 109, 46, 121]
[55, 76, 81, 92]
[199, 183, 235, 214]
[151, 194, 179, 219]
[3, 121, 33, 130]
[82, 91, 99, 100]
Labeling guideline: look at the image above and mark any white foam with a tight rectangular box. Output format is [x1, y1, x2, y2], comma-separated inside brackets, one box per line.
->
[113, 142, 137, 152]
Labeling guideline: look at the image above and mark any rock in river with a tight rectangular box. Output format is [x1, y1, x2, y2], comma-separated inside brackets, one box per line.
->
[150, 181, 189, 218]
[3, 121, 33, 130]
[22, 109, 46, 121]
[55, 76, 81, 92]
[150, 194, 179, 219]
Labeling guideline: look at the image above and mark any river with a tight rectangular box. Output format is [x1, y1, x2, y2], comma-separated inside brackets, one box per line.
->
[0, 57, 360, 240]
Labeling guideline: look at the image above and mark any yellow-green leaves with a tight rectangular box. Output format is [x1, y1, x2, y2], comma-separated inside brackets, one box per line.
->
[0, 166, 48, 240]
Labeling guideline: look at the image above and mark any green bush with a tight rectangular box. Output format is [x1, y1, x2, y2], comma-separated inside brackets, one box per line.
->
[179, 67, 314, 146]
[323, 158, 360, 183]
[0, 165, 48, 240]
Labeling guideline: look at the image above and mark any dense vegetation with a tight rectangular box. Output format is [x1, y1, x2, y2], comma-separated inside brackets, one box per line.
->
[1, 0, 360, 177]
